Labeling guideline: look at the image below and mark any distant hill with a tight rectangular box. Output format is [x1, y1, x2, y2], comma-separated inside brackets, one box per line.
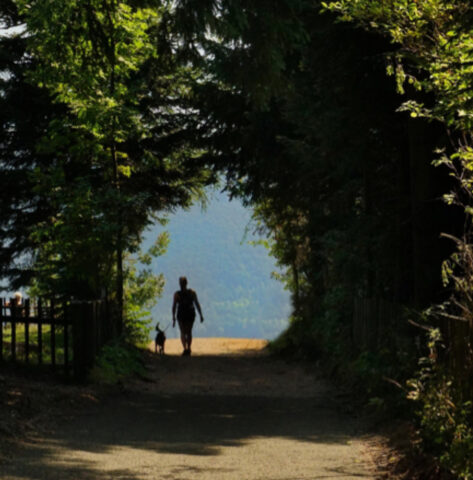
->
[142, 191, 291, 340]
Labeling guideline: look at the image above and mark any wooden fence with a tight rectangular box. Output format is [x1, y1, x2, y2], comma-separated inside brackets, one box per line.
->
[69, 300, 116, 380]
[0, 297, 115, 380]
[440, 313, 473, 396]
[352, 297, 404, 351]
[353, 297, 473, 398]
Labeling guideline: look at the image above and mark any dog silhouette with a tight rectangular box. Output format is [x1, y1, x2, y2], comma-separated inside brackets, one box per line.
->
[155, 325, 166, 355]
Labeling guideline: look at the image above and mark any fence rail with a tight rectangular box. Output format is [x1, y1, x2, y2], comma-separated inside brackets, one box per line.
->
[0, 297, 115, 380]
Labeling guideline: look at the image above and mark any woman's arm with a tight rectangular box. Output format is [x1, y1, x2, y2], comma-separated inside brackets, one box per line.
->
[172, 292, 178, 327]
[193, 291, 204, 322]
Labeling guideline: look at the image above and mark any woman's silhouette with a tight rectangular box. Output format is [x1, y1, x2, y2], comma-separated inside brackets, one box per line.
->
[172, 276, 204, 356]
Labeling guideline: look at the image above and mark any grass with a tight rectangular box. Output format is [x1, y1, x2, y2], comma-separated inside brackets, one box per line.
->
[1, 322, 73, 366]
[88, 341, 145, 385]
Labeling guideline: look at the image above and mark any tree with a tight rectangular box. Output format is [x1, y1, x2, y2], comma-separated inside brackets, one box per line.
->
[124, 230, 169, 345]
[0, 1, 63, 290]
[321, 1, 473, 475]
[7, 0, 208, 319]
[16, 0, 160, 323]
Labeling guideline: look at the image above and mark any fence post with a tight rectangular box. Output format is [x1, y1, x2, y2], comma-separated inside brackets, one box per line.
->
[10, 298, 16, 363]
[0, 298, 3, 363]
[24, 298, 30, 364]
[72, 302, 84, 381]
[50, 298, 56, 369]
[38, 299, 43, 365]
[72, 302, 96, 381]
[91, 302, 98, 358]
[64, 303, 70, 378]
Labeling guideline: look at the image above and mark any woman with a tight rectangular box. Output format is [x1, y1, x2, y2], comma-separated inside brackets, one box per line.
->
[172, 276, 204, 356]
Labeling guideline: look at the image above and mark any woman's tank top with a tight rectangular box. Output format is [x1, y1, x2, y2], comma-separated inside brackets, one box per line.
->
[177, 289, 195, 316]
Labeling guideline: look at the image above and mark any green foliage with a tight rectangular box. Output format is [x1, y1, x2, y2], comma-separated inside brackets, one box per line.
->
[269, 316, 321, 360]
[321, 0, 473, 474]
[196, 5, 412, 354]
[0, 5, 63, 289]
[3, 0, 209, 302]
[408, 329, 473, 479]
[6, 9, 473, 480]
[124, 232, 168, 345]
[13, 0, 162, 299]
[170, 0, 307, 109]
[326, 0, 473, 131]
[225, 4, 413, 387]
[172, 0, 427, 418]
[323, 0, 473, 202]
[89, 341, 145, 385]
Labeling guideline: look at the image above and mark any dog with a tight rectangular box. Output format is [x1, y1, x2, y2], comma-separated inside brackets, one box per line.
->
[154, 324, 166, 355]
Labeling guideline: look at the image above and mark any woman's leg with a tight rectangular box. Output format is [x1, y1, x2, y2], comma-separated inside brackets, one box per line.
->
[178, 319, 187, 351]
[186, 314, 195, 354]
[178, 316, 195, 354]
[180, 329, 187, 350]
[187, 329, 192, 351]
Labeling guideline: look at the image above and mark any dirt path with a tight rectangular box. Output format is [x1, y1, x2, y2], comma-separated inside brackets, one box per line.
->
[1, 338, 381, 480]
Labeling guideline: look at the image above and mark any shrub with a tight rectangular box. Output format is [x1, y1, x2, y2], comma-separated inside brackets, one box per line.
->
[89, 341, 145, 385]
[408, 329, 473, 479]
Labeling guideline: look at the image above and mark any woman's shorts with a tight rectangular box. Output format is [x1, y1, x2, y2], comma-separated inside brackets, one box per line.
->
[177, 313, 195, 332]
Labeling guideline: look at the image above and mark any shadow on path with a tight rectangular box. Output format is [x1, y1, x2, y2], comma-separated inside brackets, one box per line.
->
[1, 343, 376, 480]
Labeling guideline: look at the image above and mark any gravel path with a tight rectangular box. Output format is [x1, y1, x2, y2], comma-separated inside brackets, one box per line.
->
[1, 338, 380, 480]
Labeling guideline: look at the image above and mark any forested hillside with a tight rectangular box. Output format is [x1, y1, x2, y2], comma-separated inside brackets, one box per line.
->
[143, 192, 291, 339]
